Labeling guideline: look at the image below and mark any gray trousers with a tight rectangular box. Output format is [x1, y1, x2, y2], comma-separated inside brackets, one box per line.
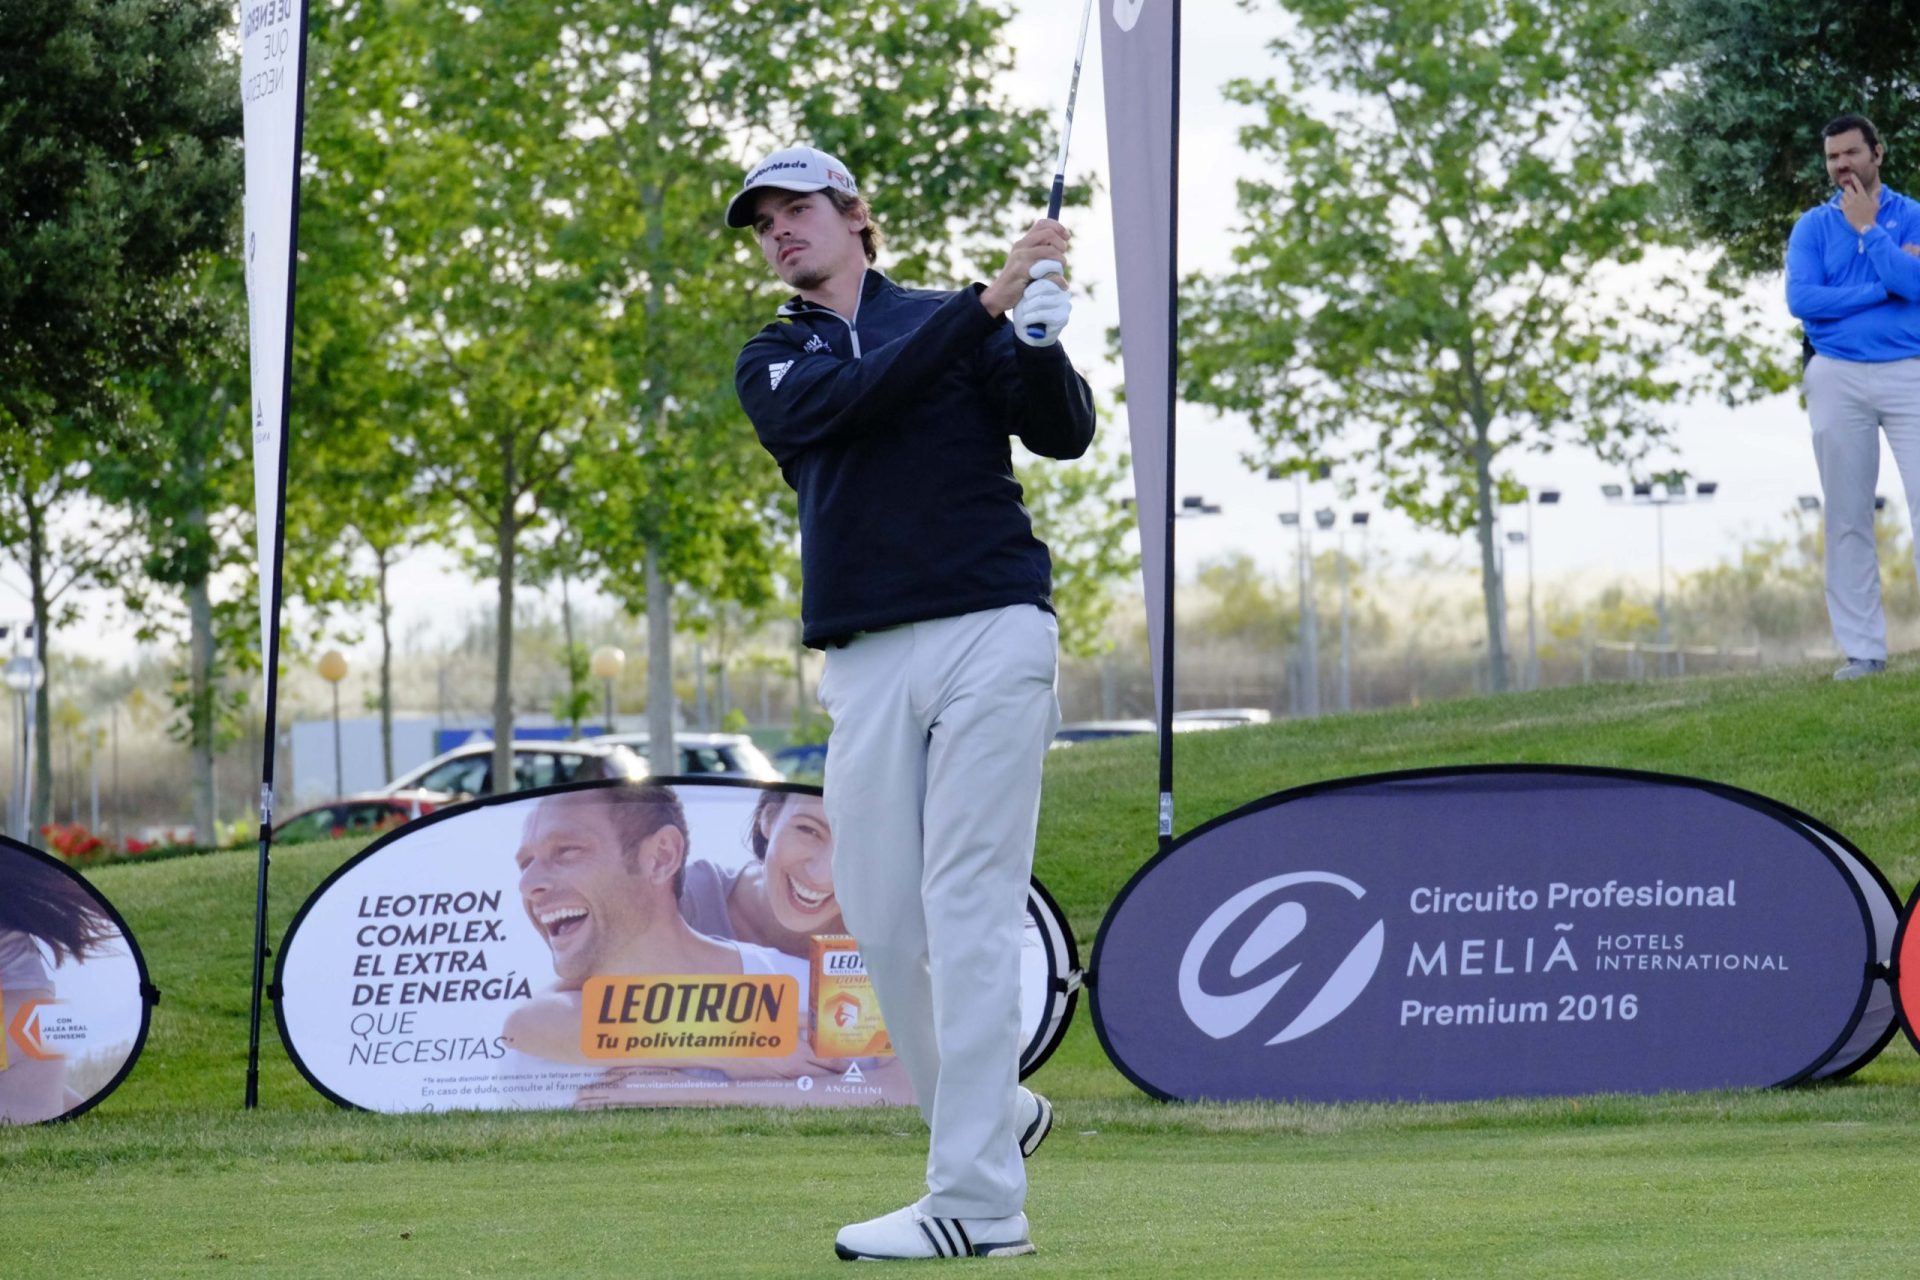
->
[819, 604, 1060, 1219]
[1806, 353, 1920, 660]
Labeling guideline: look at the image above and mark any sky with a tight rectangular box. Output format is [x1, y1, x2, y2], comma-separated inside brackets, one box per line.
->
[10, 2, 1903, 669]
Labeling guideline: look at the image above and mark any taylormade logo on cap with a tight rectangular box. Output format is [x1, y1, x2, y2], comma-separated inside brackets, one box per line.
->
[726, 146, 859, 227]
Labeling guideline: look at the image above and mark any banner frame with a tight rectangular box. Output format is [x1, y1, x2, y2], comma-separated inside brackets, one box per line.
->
[270, 775, 1076, 1110]
[1087, 762, 1882, 1104]
[0, 836, 160, 1125]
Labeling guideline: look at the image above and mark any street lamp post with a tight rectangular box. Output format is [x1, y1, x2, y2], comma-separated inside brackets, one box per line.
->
[4, 650, 46, 845]
[1279, 503, 1318, 718]
[1270, 464, 1332, 717]
[1602, 480, 1716, 676]
[590, 645, 626, 735]
[1333, 514, 1371, 713]
[318, 650, 348, 797]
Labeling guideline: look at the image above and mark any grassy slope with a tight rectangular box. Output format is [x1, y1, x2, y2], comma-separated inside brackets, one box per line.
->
[6, 660, 1920, 1276]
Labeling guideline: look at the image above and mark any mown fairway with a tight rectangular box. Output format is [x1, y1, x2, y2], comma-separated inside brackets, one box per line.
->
[6, 662, 1919, 1277]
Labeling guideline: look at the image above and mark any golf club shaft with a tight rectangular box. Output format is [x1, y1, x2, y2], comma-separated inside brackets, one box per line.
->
[1028, 0, 1096, 337]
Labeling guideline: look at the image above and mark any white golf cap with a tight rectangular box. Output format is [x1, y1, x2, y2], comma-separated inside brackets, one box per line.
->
[725, 145, 860, 228]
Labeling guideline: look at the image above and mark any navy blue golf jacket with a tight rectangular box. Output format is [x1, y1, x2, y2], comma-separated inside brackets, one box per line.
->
[736, 270, 1097, 648]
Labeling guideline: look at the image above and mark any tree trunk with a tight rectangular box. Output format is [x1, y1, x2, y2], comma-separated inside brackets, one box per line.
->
[560, 568, 580, 737]
[1473, 426, 1509, 693]
[376, 544, 395, 783]
[493, 437, 519, 794]
[187, 566, 217, 845]
[26, 490, 51, 838]
[646, 544, 674, 775]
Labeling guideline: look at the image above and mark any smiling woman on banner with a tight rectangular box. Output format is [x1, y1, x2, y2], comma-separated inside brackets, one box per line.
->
[679, 790, 843, 957]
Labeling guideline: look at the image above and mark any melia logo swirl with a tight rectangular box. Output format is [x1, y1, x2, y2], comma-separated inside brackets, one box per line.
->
[1112, 0, 1148, 32]
[1177, 872, 1385, 1045]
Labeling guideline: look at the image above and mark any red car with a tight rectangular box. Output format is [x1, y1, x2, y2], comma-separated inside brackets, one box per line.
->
[271, 792, 440, 846]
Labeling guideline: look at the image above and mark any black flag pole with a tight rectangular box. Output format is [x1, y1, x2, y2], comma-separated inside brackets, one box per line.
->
[243, 0, 314, 1110]
[1156, 0, 1182, 855]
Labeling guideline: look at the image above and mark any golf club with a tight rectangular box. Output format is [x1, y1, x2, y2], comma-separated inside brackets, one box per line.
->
[1026, 0, 1097, 340]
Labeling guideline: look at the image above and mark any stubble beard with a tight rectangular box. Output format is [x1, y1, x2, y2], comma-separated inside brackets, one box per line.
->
[788, 264, 831, 292]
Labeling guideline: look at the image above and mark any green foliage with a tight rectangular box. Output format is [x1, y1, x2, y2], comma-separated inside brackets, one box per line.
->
[1183, 0, 1793, 691]
[0, 0, 239, 450]
[293, 0, 1063, 756]
[1643, 0, 1920, 276]
[1190, 552, 1297, 649]
[1018, 448, 1139, 657]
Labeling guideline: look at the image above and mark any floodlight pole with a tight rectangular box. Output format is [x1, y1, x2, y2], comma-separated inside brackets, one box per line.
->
[1524, 499, 1539, 691]
[1297, 475, 1319, 718]
[1654, 497, 1669, 676]
[1337, 528, 1352, 714]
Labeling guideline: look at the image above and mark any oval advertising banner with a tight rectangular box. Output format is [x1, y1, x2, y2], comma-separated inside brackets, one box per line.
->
[277, 778, 1077, 1113]
[1896, 885, 1920, 1055]
[0, 838, 155, 1125]
[1020, 877, 1081, 1077]
[1091, 767, 1884, 1104]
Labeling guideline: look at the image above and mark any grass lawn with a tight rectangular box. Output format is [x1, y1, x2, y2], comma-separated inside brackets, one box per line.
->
[6, 660, 1920, 1276]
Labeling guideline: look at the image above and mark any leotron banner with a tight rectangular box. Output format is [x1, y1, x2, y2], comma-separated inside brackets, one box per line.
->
[1091, 767, 1893, 1103]
[239, 0, 308, 680]
[0, 840, 155, 1125]
[1102, 0, 1176, 718]
[276, 779, 1078, 1112]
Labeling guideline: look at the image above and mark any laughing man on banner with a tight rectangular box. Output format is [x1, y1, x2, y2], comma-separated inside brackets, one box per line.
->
[729, 146, 1095, 1261]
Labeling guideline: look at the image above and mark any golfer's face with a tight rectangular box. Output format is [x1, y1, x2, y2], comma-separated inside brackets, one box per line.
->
[1826, 129, 1881, 192]
[760, 795, 840, 934]
[515, 801, 648, 987]
[753, 190, 862, 287]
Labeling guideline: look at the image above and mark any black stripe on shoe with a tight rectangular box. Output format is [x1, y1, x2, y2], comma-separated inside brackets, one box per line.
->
[950, 1219, 973, 1255]
[1019, 1092, 1053, 1158]
[920, 1219, 958, 1258]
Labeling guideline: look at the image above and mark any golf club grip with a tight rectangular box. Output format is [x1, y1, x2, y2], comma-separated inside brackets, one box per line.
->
[1027, 175, 1068, 338]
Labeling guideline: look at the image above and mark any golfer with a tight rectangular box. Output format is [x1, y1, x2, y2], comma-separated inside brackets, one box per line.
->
[729, 145, 1095, 1261]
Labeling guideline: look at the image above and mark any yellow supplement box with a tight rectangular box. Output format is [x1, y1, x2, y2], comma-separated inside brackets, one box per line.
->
[809, 935, 893, 1059]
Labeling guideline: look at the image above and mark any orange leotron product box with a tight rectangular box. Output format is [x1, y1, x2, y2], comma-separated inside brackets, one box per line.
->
[809, 935, 893, 1059]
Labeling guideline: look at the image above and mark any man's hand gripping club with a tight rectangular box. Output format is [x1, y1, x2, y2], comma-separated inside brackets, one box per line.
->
[981, 218, 1073, 348]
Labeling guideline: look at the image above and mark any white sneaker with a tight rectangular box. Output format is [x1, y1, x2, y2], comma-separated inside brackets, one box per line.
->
[1834, 658, 1887, 681]
[1017, 1087, 1052, 1158]
[834, 1204, 1035, 1261]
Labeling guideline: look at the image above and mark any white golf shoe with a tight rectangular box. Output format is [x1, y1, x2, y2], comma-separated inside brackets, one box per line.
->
[834, 1204, 1035, 1261]
[1017, 1088, 1052, 1158]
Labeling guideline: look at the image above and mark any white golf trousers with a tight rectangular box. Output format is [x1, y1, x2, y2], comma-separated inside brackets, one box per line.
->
[1806, 353, 1920, 661]
[818, 604, 1061, 1219]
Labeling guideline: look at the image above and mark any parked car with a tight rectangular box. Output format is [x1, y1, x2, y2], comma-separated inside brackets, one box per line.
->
[1172, 707, 1273, 732]
[377, 739, 647, 802]
[273, 792, 441, 845]
[771, 742, 827, 779]
[1051, 719, 1156, 748]
[593, 732, 784, 781]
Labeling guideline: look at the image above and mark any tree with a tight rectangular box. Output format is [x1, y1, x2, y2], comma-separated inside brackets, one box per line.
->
[1018, 448, 1140, 658]
[0, 0, 238, 454]
[1183, 0, 1792, 690]
[299, 0, 1071, 784]
[1643, 0, 1920, 276]
[0, 436, 137, 831]
[94, 261, 257, 846]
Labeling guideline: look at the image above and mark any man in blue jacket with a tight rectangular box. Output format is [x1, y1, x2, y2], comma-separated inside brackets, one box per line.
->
[1787, 114, 1920, 679]
[729, 146, 1095, 1261]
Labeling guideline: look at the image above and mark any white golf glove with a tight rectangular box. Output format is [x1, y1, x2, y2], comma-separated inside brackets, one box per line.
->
[1012, 260, 1070, 348]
